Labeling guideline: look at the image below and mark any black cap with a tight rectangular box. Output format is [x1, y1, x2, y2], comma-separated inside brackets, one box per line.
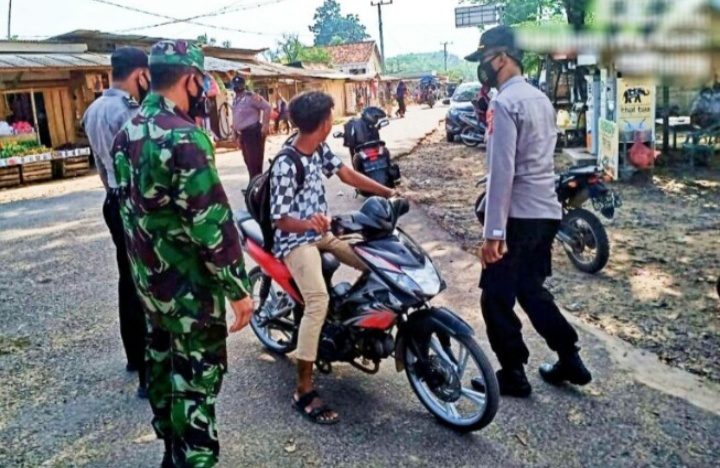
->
[110, 47, 149, 73]
[232, 75, 246, 86]
[465, 25, 523, 63]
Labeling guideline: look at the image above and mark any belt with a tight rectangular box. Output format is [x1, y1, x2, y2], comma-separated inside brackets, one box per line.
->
[239, 122, 261, 133]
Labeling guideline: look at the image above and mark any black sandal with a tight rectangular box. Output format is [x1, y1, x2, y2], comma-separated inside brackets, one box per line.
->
[291, 390, 339, 425]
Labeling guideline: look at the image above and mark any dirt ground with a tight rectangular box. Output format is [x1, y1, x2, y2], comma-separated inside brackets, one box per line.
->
[400, 130, 720, 383]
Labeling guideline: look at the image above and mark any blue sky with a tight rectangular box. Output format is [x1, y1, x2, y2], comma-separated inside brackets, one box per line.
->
[7, 0, 482, 60]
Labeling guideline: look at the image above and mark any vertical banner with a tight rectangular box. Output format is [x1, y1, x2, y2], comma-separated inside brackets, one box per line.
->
[616, 78, 656, 145]
[598, 118, 619, 180]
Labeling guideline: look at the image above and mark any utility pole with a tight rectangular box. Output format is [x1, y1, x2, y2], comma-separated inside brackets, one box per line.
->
[441, 41, 453, 72]
[7, 0, 12, 40]
[371, 0, 392, 72]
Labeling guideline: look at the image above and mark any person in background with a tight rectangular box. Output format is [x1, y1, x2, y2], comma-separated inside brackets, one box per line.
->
[473, 83, 492, 124]
[466, 26, 592, 398]
[113, 40, 254, 468]
[275, 94, 289, 134]
[384, 81, 394, 117]
[82, 46, 150, 399]
[270, 92, 398, 425]
[231, 75, 271, 180]
[395, 80, 407, 118]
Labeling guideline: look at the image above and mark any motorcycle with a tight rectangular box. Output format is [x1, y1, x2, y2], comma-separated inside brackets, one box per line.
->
[476, 165, 622, 274]
[234, 197, 500, 433]
[458, 112, 487, 148]
[336, 107, 400, 198]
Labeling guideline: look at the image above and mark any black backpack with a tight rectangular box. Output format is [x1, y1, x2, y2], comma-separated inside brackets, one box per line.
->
[244, 146, 306, 252]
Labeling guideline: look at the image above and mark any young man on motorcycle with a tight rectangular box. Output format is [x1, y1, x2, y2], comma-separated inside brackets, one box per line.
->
[270, 91, 398, 424]
[466, 26, 592, 398]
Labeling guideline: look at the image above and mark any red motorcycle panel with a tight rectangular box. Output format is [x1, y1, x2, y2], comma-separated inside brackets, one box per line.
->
[246, 239, 303, 304]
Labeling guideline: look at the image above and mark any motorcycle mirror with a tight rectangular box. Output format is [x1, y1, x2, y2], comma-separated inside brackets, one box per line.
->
[332, 131, 344, 138]
[378, 119, 390, 128]
[390, 197, 409, 217]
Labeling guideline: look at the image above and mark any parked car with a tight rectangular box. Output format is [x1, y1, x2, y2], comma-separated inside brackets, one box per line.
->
[444, 81, 481, 142]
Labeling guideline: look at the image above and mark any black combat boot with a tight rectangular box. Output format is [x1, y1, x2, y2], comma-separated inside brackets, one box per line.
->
[472, 367, 532, 398]
[161, 439, 174, 468]
[539, 350, 592, 386]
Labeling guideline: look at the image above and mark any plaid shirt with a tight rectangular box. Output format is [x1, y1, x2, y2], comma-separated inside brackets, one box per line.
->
[270, 142, 343, 259]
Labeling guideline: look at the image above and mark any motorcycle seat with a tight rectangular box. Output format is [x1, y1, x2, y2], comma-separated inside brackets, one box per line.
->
[566, 165, 597, 175]
[322, 253, 340, 278]
[235, 210, 265, 247]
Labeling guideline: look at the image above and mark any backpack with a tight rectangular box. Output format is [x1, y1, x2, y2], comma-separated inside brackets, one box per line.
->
[244, 145, 306, 252]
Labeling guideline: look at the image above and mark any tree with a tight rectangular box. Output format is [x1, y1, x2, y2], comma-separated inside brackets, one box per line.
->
[196, 34, 217, 46]
[309, 0, 370, 46]
[464, 0, 587, 27]
[222, 40, 232, 48]
[270, 34, 333, 65]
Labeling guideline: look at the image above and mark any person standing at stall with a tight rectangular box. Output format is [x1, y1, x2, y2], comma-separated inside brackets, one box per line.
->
[466, 26, 592, 398]
[231, 75, 271, 180]
[82, 46, 150, 398]
[113, 40, 254, 467]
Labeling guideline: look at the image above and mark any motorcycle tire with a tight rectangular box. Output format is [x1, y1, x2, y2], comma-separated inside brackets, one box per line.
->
[460, 127, 481, 148]
[403, 333, 499, 433]
[561, 208, 610, 274]
[446, 132, 454, 143]
[248, 267, 297, 355]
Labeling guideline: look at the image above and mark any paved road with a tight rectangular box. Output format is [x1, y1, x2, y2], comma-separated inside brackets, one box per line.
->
[1, 105, 719, 468]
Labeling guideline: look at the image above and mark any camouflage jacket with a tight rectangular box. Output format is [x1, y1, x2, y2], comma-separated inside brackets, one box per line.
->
[113, 92, 250, 334]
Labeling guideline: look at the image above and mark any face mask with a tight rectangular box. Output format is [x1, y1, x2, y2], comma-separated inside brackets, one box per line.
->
[137, 79, 149, 104]
[187, 78, 208, 119]
[478, 54, 501, 88]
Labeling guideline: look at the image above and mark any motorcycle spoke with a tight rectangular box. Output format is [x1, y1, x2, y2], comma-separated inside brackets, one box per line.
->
[456, 346, 470, 378]
[444, 402, 461, 419]
[429, 336, 453, 365]
[460, 388, 487, 408]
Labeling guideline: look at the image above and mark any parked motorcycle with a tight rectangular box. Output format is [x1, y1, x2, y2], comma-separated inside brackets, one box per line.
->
[335, 107, 400, 197]
[235, 197, 500, 433]
[458, 112, 487, 148]
[476, 165, 622, 274]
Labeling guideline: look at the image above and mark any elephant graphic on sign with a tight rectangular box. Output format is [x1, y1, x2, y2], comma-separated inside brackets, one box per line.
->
[623, 87, 651, 104]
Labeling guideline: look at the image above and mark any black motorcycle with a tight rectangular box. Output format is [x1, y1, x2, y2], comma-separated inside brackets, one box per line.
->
[335, 107, 400, 197]
[235, 197, 499, 433]
[476, 165, 622, 274]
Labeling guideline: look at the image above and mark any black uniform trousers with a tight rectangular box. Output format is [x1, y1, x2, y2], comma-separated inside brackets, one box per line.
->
[239, 122, 266, 180]
[103, 190, 147, 384]
[479, 218, 578, 370]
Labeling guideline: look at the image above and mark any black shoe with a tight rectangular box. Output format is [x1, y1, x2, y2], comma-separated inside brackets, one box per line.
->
[161, 439, 174, 468]
[472, 368, 532, 398]
[137, 383, 148, 399]
[539, 353, 592, 386]
[126, 362, 139, 373]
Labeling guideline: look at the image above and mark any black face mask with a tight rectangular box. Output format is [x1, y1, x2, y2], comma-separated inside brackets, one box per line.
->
[478, 56, 501, 88]
[137, 79, 149, 104]
[187, 79, 208, 119]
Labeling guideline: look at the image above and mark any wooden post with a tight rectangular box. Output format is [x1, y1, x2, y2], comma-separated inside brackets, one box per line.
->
[29, 88, 40, 145]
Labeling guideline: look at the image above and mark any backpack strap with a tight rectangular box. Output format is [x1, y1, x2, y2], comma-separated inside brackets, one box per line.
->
[273, 146, 306, 188]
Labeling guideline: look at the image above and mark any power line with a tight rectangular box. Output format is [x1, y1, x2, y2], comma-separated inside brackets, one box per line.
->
[85, 0, 291, 35]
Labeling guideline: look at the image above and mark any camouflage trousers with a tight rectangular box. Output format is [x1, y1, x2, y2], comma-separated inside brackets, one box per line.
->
[146, 324, 228, 468]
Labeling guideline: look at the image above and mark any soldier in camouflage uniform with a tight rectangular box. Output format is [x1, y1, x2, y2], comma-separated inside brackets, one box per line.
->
[113, 40, 254, 468]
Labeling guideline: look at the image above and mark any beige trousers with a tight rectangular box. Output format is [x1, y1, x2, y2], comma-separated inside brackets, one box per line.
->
[284, 233, 366, 362]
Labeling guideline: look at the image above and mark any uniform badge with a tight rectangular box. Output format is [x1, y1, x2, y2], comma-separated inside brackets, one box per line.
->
[122, 96, 140, 109]
[486, 109, 494, 135]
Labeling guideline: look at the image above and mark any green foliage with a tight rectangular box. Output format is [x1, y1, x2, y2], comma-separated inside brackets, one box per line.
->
[267, 34, 333, 65]
[386, 51, 477, 81]
[463, 0, 588, 27]
[196, 34, 217, 46]
[310, 0, 371, 46]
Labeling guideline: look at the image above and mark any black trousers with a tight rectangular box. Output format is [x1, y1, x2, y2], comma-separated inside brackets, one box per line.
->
[239, 122, 266, 180]
[103, 192, 147, 384]
[479, 218, 579, 370]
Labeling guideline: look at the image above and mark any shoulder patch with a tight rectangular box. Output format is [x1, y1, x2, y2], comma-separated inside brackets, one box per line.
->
[122, 96, 140, 109]
[487, 109, 494, 135]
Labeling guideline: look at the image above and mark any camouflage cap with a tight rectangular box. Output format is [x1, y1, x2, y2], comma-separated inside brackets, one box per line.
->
[149, 40, 206, 74]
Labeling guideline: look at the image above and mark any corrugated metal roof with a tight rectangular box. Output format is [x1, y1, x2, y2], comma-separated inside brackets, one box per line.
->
[0, 53, 110, 69]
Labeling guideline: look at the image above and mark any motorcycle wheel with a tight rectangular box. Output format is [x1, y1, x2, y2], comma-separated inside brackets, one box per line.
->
[248, 267, 297, 354]
[403, 331, 499, 433]
[561, 208, 610, 274]
[446, 132, 454, 143]
[460, 127, 481, 148]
